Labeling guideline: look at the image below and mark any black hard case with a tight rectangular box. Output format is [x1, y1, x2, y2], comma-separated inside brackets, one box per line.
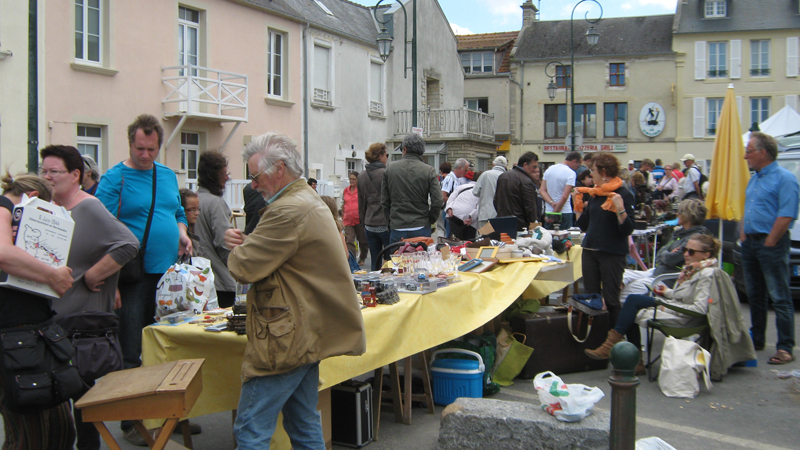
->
[331, 380, 373, 448]
[510, 310, 610, 378]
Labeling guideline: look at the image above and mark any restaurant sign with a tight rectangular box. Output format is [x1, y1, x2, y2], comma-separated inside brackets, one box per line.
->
[542, 144, 627, 153]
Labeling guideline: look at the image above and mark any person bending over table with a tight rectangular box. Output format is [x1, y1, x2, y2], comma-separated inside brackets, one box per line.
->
[619, 199, 711, 301]
[586, 234, 720, 375]
[575, 152, 635, 328]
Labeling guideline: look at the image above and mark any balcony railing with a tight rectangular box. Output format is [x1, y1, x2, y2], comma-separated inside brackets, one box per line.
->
[162, 65, 248, 122]
[394, 108, 495, 141]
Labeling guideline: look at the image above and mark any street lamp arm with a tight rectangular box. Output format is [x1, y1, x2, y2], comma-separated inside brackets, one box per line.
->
[572, 0, 603, 24]
[545, 60, 567, 79]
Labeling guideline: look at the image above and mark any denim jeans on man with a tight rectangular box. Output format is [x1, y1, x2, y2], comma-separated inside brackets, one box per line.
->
[389, 226, 432, 246]
[234, 362, 325, 450]
[742, 233, 795, 354]
[365, 229, 391, 271]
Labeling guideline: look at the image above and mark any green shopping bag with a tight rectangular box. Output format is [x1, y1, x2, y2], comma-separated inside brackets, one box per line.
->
[493, 332, 534, 386]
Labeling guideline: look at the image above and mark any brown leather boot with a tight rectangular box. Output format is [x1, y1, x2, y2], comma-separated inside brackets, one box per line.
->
[585, 330, 624, 360]
[635, 350, 646, 376]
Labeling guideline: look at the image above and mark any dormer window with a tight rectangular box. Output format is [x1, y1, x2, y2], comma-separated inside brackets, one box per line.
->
[461, 52, 494, 74]
[705, 0, 726, 18]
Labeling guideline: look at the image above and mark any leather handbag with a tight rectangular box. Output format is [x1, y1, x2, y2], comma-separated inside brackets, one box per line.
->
[0, 321, 86, 413]
[56, 311, 123, 383]
[118, 165, 157, 284]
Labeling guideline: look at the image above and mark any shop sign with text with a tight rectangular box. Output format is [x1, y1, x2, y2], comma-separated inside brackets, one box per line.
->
[542, 144, 627, 153]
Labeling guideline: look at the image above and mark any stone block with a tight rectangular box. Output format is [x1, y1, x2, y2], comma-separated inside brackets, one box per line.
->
[437, 398, 609, 450]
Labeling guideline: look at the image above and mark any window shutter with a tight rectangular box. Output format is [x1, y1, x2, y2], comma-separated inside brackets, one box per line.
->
[695, 41, 706, 80]
[787, 37, 799, 77]
[693, 97, 706, 138]
[314, 45, 330, 91]
[730, 39, 741, 79]
[736, 95, 744, 128]
[786, 95, 799, 112]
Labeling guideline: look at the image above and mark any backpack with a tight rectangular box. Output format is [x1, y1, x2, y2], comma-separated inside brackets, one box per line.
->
[692, 166, 708, 187]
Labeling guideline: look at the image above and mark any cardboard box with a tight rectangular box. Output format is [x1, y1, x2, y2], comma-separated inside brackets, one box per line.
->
[0, 195, 74, 298]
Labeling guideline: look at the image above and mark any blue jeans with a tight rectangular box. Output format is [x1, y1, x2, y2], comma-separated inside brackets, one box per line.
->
[117, 273, 161, 369]
[742, 233, 795, 354]
[234, 363, 325, 450]
[389, 226, 432, 245]
[441, 210, 451, 238]
[366, 229, 391, 271]
[615, 294, 657, 349]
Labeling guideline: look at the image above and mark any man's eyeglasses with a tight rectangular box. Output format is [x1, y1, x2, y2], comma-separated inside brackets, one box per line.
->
[249, 168, 267, 182]
[38, 169, 69, 176]
[683, 247, 706, 256]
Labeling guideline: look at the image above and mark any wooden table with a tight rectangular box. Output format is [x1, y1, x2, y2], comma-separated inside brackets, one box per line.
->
[75, 359, 204, 450]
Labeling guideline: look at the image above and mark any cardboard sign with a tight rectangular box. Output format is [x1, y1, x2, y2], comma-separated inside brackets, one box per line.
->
[0, 195, 74, 298]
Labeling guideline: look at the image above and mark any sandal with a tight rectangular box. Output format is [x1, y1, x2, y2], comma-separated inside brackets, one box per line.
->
[767, 350, 795, 365]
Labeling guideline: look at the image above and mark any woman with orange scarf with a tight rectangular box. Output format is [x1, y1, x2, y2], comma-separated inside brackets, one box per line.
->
[575, 153, 635, 328]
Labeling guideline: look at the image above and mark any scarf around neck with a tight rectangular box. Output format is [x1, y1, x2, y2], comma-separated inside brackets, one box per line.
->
[573, 177, 624, 212]
[676, 257, 717, 286]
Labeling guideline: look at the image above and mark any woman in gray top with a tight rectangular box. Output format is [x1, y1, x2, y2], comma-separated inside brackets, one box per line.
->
[195, 151, 236, 307]
[40, 145, 138, 450]
[357, 143, 390, 271]
[41, 145, 139, 316]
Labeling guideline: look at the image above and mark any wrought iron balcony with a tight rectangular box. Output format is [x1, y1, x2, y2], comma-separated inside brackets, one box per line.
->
[162, 65, 248, 122]
[394, 108, 495, 141]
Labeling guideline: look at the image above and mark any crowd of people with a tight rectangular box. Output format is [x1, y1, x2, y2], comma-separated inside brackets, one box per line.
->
[0, 118, 796, 449]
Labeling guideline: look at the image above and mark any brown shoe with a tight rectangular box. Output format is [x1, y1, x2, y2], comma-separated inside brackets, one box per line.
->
[635, 350, 646, 376]
[585, 330, 624, 360]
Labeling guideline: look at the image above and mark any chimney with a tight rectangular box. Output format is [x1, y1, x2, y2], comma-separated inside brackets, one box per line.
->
[521, 0, 538, 28]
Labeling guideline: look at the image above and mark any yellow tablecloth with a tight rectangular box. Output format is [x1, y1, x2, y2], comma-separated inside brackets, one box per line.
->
[141, 246, 582, 430]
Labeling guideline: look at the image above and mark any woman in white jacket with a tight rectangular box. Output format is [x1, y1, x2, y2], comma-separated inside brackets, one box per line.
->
[585, 234, 721, 374]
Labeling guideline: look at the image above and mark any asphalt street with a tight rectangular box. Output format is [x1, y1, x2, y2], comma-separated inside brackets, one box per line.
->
[2, 305, 796, 450]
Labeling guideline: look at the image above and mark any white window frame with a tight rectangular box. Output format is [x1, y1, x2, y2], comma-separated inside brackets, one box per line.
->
[178, 6, 200, 77]
[751, 97, 770, 125]
[267, 29, 285, 99]
[312, 40, 334, 106]
[787, 37, 799, 77]
[181, 132, 201, 183]
[707, 98, 724, 136]
[461, 51, 494, 74]
[369, 58, 385, 115]
[76, 125, 103, 168]
[750, 39, 770, 77]
[74, 0, 102, 65]
[704, 0, 726, 18]
[708, 41, 727, 78]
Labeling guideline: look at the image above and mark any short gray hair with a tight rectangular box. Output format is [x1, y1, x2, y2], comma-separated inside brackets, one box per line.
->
[402, 133, 425, 156]
[454, 158, 469, 170]
[242, 133, 303, 178]
[677, 198, 707, 227]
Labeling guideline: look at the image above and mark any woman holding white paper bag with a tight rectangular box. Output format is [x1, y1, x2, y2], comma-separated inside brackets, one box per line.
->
[0, 172, 75, 449]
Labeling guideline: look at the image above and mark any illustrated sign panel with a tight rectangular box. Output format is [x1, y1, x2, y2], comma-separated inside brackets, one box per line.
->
[639, 102, 665, 137]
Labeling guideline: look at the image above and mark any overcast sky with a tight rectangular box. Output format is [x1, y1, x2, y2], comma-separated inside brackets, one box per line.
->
[350, 0, 678, 34]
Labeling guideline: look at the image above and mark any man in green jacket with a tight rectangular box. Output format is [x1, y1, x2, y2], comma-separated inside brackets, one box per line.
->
[224, 133, 366, 449]
[380, 133, 443, 244]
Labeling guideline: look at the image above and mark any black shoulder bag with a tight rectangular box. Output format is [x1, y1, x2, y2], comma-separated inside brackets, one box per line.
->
[55, 311, 123, 383]
[118, 165, 157, 284]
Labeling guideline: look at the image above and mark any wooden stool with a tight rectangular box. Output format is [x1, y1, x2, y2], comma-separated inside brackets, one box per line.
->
[75, 359, 204, 450]
[371, 352, 435, 440]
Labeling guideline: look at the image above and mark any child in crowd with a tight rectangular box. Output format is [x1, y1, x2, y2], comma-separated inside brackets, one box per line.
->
[180, 188, 205, 258]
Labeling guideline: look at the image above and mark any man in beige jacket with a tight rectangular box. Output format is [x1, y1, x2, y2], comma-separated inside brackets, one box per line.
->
[225, 133, 366, 449]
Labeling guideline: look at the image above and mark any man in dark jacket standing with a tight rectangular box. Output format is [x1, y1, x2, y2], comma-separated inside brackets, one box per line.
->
[494, 152, 540, 231]
[381, 133, 443, 244]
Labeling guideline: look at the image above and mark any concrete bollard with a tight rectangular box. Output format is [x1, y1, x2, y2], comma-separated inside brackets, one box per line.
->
[608, 341, 640, 450]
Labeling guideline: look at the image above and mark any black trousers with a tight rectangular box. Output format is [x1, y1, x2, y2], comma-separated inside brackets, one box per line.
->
[448, 216, 477, 241]
[581, 249, 626, 328]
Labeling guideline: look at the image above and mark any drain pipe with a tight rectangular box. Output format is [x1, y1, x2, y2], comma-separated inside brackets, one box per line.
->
[509, 63, 524, 157]
[302, 22, 310, 177]
[27, 0, 39, 171]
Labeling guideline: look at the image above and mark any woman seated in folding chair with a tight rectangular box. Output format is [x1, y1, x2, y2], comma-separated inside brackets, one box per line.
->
[586, 234, 719, 375]
[619, 199, 711, 301]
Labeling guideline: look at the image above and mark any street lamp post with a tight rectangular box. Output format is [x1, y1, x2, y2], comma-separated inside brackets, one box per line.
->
[545, 0, 603, 153]
[374, 0, 417, 128]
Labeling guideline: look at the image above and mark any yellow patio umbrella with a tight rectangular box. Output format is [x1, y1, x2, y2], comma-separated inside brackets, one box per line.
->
[706, 83, 750, 262]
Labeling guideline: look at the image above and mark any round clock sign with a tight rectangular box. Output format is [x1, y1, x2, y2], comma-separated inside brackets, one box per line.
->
[639, 102, 665, 137]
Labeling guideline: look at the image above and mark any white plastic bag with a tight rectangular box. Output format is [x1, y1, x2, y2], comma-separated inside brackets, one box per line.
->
[155, 257, 219, 317]
[658, 336, 712, 398]
[533, 371, 604, 422]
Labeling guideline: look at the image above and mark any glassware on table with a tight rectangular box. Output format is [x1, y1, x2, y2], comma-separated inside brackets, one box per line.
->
[390, 253, 402, 270]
